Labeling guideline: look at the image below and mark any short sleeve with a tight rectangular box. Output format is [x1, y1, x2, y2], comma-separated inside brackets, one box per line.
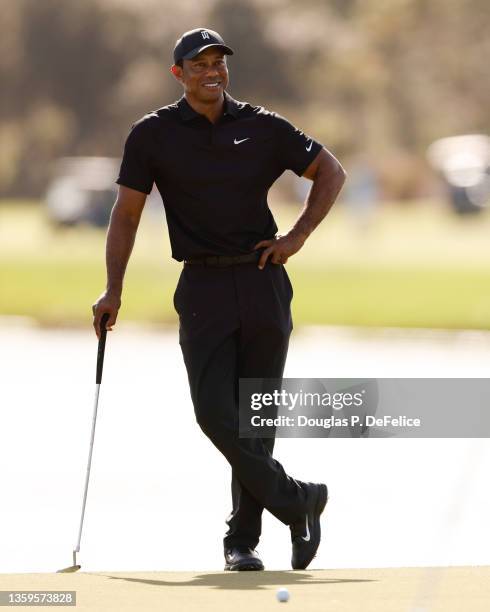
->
[272, 113, 323, 176]
[116, 119, 155, 195]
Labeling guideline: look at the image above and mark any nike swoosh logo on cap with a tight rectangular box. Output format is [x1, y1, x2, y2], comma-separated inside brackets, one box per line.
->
[302, 514, 310, 541]
[306, 139, 313, 152]
[234, 137, 250, 145]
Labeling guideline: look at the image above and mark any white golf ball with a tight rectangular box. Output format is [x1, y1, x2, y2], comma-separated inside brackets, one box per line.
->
[276, 587, 290, 602]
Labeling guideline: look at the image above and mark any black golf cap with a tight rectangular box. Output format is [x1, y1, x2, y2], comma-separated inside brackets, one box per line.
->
[173, 28, 234, 64]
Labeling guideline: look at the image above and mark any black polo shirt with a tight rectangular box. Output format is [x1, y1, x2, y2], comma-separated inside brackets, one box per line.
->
[116, 91, 323, 261]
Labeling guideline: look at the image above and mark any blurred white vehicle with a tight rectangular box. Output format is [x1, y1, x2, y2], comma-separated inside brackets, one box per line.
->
[45, 157, 120, 227]
[427, 134, 490, 214]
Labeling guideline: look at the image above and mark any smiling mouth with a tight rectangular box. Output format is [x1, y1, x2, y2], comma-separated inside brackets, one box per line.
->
[202, 82, 221, 89]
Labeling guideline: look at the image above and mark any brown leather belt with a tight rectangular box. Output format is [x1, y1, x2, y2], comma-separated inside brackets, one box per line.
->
[184, 252, 261, 267]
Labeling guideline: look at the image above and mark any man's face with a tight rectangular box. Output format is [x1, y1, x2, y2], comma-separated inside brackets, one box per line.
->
[172, 48, 229, 102]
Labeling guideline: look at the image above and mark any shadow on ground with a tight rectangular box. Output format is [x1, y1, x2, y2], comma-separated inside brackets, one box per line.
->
[94, 570, 376, 590]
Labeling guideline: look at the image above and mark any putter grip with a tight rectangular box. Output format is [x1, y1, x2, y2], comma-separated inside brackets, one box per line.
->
[96, 313, 110, 384]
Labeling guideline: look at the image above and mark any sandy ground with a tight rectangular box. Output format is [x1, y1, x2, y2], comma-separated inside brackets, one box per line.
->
[0, 322, 489, 577]
[0, 567, 489, 611]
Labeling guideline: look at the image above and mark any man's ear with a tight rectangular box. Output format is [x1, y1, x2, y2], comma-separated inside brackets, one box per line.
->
[170, 64, 183, 83]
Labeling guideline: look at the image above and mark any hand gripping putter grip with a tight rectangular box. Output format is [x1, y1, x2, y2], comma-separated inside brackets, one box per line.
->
[58, 312, 110, 573]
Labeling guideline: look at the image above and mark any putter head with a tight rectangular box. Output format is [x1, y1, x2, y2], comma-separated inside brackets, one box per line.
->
[57, 550, 81, 573]
[57, 564, 81, 573]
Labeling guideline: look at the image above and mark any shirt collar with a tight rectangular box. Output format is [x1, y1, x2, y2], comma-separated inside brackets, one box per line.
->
[223, 91, 240, 118]
[177, 91, 241, 121]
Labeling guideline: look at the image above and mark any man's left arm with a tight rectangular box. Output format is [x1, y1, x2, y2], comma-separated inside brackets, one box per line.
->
[254, 148, 347, 268]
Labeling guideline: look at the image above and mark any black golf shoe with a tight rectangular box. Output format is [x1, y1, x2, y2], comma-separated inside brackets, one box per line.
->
[224, 546, 264, 571]
[290, 482, 328, 570]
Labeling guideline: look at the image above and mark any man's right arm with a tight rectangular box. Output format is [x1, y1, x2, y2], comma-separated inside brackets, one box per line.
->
[92, 185, 147, 338]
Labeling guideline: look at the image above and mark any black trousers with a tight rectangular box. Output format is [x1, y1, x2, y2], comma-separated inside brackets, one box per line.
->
[173, 261, 307, 550]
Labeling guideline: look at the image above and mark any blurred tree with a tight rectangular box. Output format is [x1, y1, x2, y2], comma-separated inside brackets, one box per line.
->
[207, 0, 297, 103]
[1, 0, 489, 199]
[278, 0, 490, 196]
[0, 0, 150, 196]
[330, 0, 358, 19]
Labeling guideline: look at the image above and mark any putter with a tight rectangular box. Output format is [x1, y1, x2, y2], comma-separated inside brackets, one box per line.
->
[58, 312, 110, 573]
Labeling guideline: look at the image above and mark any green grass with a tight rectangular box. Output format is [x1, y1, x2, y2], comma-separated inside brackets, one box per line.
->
[2, 198, 490, 329]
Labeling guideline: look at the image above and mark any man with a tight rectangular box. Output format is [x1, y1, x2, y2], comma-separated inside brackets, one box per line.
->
[92, 28, 346, 571]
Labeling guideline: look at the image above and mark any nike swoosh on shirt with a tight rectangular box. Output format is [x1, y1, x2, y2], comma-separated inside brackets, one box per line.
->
[305, 139, 313, 152]
[234, 137, 250, 145]
[302, 514, 310, 542]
